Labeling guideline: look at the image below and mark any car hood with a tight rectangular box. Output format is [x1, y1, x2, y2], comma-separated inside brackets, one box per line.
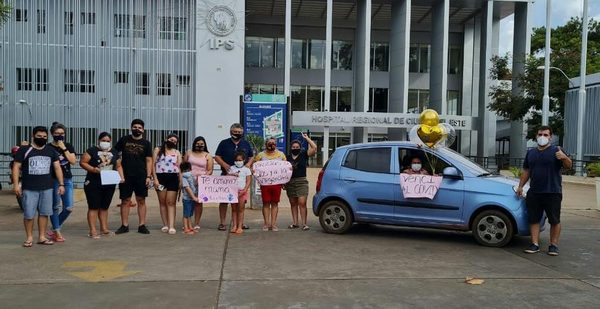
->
[465, 174, 519, 196]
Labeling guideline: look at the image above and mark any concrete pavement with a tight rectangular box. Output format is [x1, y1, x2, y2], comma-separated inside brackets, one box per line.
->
[1, 169, 599, 308]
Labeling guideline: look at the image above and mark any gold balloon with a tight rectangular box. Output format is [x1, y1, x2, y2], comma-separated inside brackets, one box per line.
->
[420, 109, 440, 127]
[417, 124, 447, 148]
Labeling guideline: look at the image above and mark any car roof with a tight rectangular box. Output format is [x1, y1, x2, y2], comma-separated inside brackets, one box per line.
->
[337, 141, 419, 150]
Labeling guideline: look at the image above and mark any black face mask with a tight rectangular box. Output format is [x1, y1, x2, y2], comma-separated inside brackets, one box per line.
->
[165, 141, 176, 149]
[231, 133, 243, 140]
[53, 135, 64, 142]
[33, 137, 47, 147]
[267, 144, 276, 151]
[132, 130, 143, 137]
[291, 149, 301, 156]
[194, 146, 205, 152]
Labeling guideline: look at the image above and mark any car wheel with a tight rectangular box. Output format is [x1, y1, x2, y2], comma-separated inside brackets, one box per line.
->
[471, 210, 514, 247]
[319, 200, 353, 234]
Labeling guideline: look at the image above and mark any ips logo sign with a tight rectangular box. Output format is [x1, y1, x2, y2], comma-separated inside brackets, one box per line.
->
[206, 6, 237, 51]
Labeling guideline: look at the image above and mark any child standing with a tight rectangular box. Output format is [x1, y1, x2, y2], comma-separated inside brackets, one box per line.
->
[229, 152, 252, 234]
[180, 162, 199, 235]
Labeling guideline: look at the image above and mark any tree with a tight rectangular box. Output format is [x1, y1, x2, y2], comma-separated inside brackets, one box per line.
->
[0, 0, 11, 27]
[488, 17, 600, 141]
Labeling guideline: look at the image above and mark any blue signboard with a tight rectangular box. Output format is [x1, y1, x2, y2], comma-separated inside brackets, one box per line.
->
[243, 94, 288, 152]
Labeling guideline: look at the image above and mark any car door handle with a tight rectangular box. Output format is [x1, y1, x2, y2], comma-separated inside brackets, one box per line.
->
[342, 178, 356, 183]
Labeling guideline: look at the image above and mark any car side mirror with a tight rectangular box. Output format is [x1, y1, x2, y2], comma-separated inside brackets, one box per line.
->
[442, 167, 461, 179]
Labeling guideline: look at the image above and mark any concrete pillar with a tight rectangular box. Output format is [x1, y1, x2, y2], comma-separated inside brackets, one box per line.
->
[388, 0, 411, 141]
[353, 0, 371, 143]
[324, 0, 333, 111]
[284, 0, 291, 97]
[460, 17, 477, 155]
[510, 2, 531, 160]
[429, 0, 449, 113]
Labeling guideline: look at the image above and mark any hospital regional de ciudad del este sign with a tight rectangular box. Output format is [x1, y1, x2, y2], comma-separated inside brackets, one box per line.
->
[293, 112, 473, 130]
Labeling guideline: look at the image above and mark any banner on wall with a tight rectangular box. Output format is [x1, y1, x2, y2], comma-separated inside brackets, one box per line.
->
[242, 94, 288, 152]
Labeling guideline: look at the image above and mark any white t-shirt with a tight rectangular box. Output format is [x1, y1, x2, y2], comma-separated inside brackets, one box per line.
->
[229, 166, 251, 190]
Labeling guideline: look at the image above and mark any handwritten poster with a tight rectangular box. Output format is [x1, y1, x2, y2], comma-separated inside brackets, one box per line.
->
[400, 174, 443, 200]
[197, 176, 239, 203]
[253, 160, 293, 186]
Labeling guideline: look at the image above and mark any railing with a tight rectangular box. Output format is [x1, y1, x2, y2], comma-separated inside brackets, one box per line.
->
[466, 154, 594, 176]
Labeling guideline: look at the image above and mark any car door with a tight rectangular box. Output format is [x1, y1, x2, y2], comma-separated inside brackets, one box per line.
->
[394, 147, 465, 225]
[338, 146, 398, 222]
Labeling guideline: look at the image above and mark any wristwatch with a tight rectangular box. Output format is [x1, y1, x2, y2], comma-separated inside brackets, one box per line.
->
[59, 184, 65, 187]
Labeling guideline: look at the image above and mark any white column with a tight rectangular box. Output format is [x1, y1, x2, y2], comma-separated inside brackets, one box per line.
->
[541, 0, 552, 125]
[477, 1, 498, 158]
[284, 0, 292, 97]
[576, 0, 589, 174]
[388, 0, 411, 141]
[323, 126, 330, 164]
[429, 0, 449, 113]
[324, 0, 333, 111]
[353, 0, 371, 143]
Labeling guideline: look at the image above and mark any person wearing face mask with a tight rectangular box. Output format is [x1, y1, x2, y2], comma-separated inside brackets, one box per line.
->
[228, 152, 252, 234]
[47, 122, 77, 242]
[183, 136, 214, 231]
[80, 132, 124, 238]
[152, 134, 182, 234]
[517, 125, 572, 256]
[285, 133, 317, 231]
[253, 137, 287, 231]
[215, 123, 254, 231]
[402, 156, 430, 175]
[114, 119, 153, 235]
[12, 126, 65, 247]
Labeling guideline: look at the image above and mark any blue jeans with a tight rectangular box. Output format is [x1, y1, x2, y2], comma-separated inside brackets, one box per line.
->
[182, 199, 195, 218]
[51, 178, 74, 231]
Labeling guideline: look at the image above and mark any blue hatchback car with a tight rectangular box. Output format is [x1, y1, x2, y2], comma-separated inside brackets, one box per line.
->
[313, 142, 539, 247]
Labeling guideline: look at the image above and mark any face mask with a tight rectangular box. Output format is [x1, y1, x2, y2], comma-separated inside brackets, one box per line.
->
[132, 129, 143, 137]
[291, 149, 301, 156]
[53, 135, 64, 142]
[33, 137, 47, 147]
[536, 136, 550, 147]
[234, 161, 244, 168]
[267, 144, 276, 151]
[194, 145, 205, 152]
[411, 163, 422, 172]
[99, 142, 111, 151]
[231, 133, 243, 140]
[165, 141, 176, 149]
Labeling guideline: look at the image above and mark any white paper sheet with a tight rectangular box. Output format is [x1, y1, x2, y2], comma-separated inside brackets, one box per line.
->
[100, 170, 122, 185]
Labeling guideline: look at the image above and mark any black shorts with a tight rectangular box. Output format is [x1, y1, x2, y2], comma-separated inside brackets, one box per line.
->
[526, 192, 562, 225]
[119, 176, 148, 199]
[156, 173, 180, 191]
[84, 181, 116, 210]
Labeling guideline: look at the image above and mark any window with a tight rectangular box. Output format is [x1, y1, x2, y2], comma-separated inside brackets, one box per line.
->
[35, 69, 48, 91]
[260, 38, 275, 68]
[408, 89, 429, 113]
[369, 88, 388, 112]
[64, 70, 95, 93]
[64, 70, 77, 92]
[330, 87, 352, 112]
[448, 46, 462, 74]
[114, 71, 129, 84]
[81, 12, 96, 25]
[371, 42, 389, 71]
[159, 17, 186, 40]
[157, 73, 171, 96]
[398, 148, 450, 175]
[309, 40, 325, 69]
[275, 38, 285, 68]
[64, 12, 73, 35]
[292, 39, 308, 69]
[447, 90, 460, 115]
[409, 44, 431, 73]
[176, 75, 190, 87]
[307, 86, 324, 111]
[332, 41, 352, 70]
[291, 85, 306, 112]
[133, 15, 146, 38]
[245, 37, 260, 67]
[136, 73, 149, 95]
[16, 9, 27, 22]
[343, 148, 391, 173]
[16, 68, 33, 91]
[114, 14, 130, 37]
[37, 10, 46, 33]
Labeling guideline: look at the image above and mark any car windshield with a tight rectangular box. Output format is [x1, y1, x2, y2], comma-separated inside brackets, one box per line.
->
[436, 147, 490, 176]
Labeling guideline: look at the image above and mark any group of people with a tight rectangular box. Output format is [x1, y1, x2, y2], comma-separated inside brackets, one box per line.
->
[11, 120, 317, 247]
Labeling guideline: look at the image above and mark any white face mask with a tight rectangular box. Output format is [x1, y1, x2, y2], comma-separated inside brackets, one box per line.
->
[411, 163, 422, 172]
[536, 136, 550, 147]
[234, 161, 244, 168]
[99, 141, 111, 151]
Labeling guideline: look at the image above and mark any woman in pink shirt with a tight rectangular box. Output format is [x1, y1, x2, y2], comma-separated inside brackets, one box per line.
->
[183, 136, 214, 230]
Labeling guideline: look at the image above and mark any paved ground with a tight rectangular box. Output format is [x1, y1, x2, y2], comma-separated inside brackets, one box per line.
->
[1, 170, 599, 308]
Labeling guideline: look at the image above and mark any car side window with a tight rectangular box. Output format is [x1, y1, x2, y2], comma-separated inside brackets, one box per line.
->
[398, 148, 451, 175]
[343, 147, 391, 173]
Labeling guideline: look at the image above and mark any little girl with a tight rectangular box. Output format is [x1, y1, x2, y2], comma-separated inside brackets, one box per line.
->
[180, 162, 199, 235]
[229, 151, 252, 234]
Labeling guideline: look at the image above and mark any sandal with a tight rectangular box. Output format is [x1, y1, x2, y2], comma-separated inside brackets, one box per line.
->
[184, 229, 195, 235]
[37, 239, 54, 245]
[22, 240, 33, 248]
[193, 225, 201, 231]
[230, 228, 237, 233]
[272, 226, 279, 232]
[54, 235, 65, 242]
[218, 224, 226, 231]
[87, 234, 101, 239]
[102, 230, 115, 236]
[302, 225, 310, 231]
[161, 226, 169, 233]
[168, 228, 177, 235]
[262, 225, 269, 231]
[288, 224, 299, 229]
[235, 228, 243, 234]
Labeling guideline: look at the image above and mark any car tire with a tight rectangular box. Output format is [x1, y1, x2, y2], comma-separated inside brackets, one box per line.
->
[318, 200, 353, 234]
[471, 209, 514, 247]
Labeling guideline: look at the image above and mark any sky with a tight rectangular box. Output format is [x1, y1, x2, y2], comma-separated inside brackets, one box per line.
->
[498, 0, 600, 56]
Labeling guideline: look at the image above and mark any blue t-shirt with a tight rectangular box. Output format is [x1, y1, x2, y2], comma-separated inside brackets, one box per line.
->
[523, 145, 565, 194]
[215, 138, 254, 174]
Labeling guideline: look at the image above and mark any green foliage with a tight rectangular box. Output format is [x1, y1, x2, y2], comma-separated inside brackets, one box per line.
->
[0, 0, 11, 27]
[245, 134, 264, 153]
[586, 162, 600, 177]
[488, 17, 600, 142]
[509, 167, 522, 178]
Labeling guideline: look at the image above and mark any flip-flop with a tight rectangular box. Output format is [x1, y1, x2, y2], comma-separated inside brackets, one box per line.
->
[302, 225, 310, 231]
[87, 234, 101, 239]
[54, 236, 65, 242]
[288, 224, 299, 229]
[102, 231, 115, 236]
[22, 240, 33, 248]
[218, 224, 226, 231]
[37, 239, 54, 245]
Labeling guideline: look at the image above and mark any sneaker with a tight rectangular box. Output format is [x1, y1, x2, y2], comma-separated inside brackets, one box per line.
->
[115, 225, 129, 234]
[548, 244, 560, 256]
[524, 243, 540, 254]
[138, 225, 150, 234]
[242, 224, 249, 230]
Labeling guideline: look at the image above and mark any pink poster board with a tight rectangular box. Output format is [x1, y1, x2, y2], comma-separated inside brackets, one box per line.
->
[197, 175, 239, 203]
[253, 160, 293, 186]
[400, 173, 443, 200]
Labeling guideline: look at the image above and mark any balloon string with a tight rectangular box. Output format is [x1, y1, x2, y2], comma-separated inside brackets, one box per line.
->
[423, 151, 437, 175]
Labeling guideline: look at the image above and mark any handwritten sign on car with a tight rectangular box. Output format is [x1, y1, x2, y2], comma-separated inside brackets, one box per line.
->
[198, 175, 239, 203]
[400, 174, 443, 199]
[253, 160, 293, 186]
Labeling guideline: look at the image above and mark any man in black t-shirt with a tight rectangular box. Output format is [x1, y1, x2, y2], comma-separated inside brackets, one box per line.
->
[12, 126, 65, 247]
[114, 119, 153, 234]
